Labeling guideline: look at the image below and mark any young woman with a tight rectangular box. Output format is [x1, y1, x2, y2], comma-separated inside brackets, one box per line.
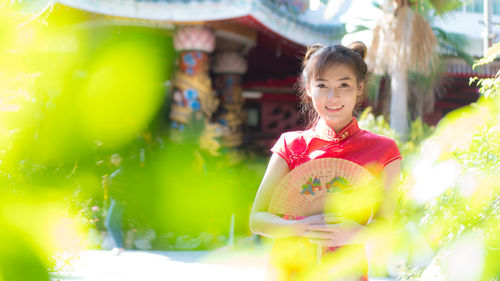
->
[250, 42, 401, 281]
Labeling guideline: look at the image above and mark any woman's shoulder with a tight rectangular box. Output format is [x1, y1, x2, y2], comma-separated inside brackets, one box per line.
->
[356, 129, 398, 146]
[355, 129, 402, 166]
[276, 128, 317, 148]
[271, 129, 314, 159]
[277, 129, 311, 141]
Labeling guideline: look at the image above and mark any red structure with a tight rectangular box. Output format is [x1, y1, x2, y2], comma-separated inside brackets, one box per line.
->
[41, 1, 497, 151]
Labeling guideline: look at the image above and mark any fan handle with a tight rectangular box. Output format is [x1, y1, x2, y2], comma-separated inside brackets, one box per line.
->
[316, 246, 322, 266]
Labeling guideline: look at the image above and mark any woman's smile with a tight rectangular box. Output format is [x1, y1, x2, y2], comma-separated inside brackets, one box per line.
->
[325, 105, 344, 113]
[307, 63, 363, 131]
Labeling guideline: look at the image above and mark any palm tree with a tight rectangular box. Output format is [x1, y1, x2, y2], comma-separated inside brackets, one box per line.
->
[366, 0, 463, 139]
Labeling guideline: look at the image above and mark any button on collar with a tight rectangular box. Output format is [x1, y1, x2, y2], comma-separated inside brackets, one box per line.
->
[313, 117, 360, 142]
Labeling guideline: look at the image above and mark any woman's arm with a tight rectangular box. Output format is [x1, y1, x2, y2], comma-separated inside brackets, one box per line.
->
[249, 153, 325, 239]
[304, 159, 402, 246]
[367, 159, 401, 228]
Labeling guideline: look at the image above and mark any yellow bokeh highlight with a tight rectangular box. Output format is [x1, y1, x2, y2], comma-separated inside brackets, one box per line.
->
[0, 2, 498, 281]
[78, 41, 164, 149]
[0, 5, 88, 165]
[0, 191, 85, 256]
[446, 234, 485, 281]
[324, 177, 384, 225]
[50, 217, 82, 252]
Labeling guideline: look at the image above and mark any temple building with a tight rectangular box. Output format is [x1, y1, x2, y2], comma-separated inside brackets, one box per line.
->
[39, 0, 498, 152]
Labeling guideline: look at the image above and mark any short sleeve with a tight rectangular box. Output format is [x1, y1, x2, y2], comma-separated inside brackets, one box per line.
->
[270, 133, 292, 168]
[382, 139, 402, 167]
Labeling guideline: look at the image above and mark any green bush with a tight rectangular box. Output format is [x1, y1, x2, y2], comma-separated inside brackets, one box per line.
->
[391, 49, 500, 280]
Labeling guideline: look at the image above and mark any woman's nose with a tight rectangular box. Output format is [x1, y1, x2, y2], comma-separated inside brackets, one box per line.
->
[327, 89, 338, 99]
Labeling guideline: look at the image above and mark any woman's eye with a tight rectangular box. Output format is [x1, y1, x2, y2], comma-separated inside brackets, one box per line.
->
[316, 84, 327, 89]
[340, 83, 350, 88]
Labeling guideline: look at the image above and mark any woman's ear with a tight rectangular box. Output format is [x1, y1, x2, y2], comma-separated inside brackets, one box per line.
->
[306, 84, 312, 97]
[357, 81, 365, 96]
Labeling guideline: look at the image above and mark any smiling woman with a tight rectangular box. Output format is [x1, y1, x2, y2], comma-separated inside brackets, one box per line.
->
[298, 42, 368, 130]
[307, 63, 362, 132]
[249, 42, 402, 281]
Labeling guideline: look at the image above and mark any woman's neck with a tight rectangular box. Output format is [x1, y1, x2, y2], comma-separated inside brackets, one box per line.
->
[324, 117, 354, 134]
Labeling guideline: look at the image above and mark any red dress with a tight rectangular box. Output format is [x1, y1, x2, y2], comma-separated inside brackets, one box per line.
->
[268, 117, 401, 281]
[271, 117, 401, 175]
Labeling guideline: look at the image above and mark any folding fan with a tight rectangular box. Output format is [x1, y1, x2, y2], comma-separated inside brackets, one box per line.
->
[269, 158, 383, 225]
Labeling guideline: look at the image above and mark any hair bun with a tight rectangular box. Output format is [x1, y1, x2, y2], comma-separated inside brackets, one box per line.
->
[304, 43, 325, 63]
[347, 41, 367, 59]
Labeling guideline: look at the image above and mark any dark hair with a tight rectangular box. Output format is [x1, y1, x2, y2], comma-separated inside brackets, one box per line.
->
[297, 41, 368, 128]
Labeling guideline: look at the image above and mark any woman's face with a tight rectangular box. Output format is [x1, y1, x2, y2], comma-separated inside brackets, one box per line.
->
[307, 63, 363, 132]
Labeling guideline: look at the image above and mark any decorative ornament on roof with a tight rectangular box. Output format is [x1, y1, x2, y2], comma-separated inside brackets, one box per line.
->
[51, 0, 345, 46]
[270, 0, 309, 16]
[174, 25, 215, 52]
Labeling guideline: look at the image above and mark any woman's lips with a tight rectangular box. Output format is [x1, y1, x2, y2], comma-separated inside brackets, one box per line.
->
[325, 105, 344, 113]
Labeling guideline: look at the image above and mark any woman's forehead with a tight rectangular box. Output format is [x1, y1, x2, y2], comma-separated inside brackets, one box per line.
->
[313, 63, 356, 80]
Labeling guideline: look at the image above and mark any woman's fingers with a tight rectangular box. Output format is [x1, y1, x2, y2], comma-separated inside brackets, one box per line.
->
[303, 229, 337, 239]
[324, 217, 344, 224]
[323, 213, 345, 224]
[303, 226, 344, 239]
[303, 214, 325, 225]
[305, 213, 344, 223]
[305, 214, 358, 227]
[306, 224, 338, 232]
[305, 226, 355, 246]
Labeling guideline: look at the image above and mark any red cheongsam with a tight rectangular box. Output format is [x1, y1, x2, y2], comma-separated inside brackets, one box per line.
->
[267, 117, 401, 281]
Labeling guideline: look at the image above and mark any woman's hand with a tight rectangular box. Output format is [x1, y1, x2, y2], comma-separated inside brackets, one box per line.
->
[303, 214, 365, 247]
[287, 213, 324, 237]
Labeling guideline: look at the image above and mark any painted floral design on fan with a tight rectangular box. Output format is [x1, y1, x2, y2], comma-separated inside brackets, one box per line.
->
[301, 177, 322, 195]
[325, 176, 352, 193]
[282, 214, 305, 221]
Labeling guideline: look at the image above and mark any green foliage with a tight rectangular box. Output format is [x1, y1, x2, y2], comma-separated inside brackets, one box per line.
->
[0, 5, 177, 279]
[0, 224, 51, 281]
[433, 27, 474, 65]
[48, 251, 80, 276]
[358, 107, 400, 140]
[394, 44, 500, 280]
[394, 263, 425, 281]
[471, 76, 500, 99]
[417, 0, 463, 16]
[359, 74, 499, 279]
[1, 3, 498, 281]
[150, 143, 265, 240]
[473, 42, 500, 68]
[453, 121, 500, 173]
[358, 107, 434, 157]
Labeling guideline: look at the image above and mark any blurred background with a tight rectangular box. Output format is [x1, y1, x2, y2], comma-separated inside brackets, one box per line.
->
[0, 0, 499, 280]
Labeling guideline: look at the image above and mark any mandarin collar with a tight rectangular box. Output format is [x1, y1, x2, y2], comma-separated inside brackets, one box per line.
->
[313, 117, 360, 142]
